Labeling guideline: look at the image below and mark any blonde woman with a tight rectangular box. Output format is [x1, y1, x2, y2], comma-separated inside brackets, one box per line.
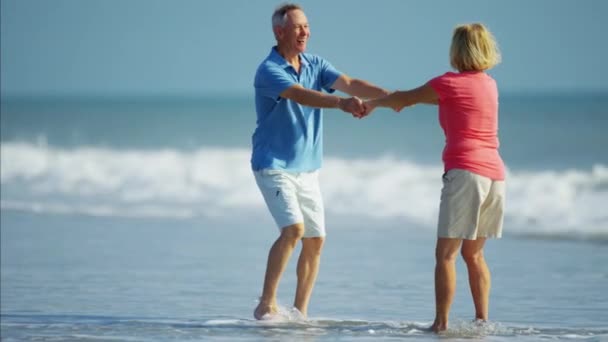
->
[363, 23, 505, 332]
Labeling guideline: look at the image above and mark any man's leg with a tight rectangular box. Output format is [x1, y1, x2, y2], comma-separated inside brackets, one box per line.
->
[431, 237, 462, 333]
[254, 223, 304, 320]
[293, 236, 324, 318]
[461, 238, 490, 321]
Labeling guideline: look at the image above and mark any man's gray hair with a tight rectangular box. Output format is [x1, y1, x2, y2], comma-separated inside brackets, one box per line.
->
[271, 3, 302, 28]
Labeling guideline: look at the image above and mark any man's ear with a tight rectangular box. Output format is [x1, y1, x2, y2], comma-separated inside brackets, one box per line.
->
[273, 26, 283, 40]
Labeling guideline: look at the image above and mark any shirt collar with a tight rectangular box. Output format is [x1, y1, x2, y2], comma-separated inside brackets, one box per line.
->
[269, 46, 309, 70]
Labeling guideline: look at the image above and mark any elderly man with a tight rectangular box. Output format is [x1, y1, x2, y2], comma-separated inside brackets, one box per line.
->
[251, 3, 388, 320]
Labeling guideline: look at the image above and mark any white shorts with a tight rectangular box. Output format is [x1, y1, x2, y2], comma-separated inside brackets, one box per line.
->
[437, 169, 505, 240]
[254, 169, 326, 238]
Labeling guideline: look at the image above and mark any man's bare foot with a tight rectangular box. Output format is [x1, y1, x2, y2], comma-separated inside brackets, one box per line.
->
[253, 301, 277, 320]
[430, 319, 447, 333]
[473, 318, 487, 324]
[289, 307, 306, 321]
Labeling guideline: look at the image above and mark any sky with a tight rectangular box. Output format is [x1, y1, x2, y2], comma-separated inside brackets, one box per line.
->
[1, 0, 607, 97]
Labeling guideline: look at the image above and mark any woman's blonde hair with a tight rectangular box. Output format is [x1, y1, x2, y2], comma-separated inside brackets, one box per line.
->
[450, 23, 501, 72]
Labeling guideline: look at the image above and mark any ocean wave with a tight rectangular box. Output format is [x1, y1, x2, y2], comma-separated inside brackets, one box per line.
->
[1, 142, 607, 238]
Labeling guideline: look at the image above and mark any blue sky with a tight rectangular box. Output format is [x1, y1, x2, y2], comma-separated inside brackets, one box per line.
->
[2, 0, 607, 97]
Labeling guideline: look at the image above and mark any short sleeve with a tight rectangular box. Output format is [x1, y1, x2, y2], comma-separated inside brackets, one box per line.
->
[254, 63, 297, 99]
[317, 57, 342, 93]
[428, 73, 449, 101]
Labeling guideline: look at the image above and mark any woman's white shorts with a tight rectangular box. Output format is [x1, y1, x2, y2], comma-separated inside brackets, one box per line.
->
[438, 169, 505, 240]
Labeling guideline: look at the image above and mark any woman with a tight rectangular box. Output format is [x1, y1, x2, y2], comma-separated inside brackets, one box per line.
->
[364, 23, 505, 332]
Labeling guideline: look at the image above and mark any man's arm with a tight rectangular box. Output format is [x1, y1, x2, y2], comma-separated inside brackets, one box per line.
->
[280, 84, 364, 116]
[331, 74, 390, 99]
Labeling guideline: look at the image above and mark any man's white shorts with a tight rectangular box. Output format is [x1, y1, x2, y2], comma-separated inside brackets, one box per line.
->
[254, 169, 326, 238]
[437, 169, 505, 240]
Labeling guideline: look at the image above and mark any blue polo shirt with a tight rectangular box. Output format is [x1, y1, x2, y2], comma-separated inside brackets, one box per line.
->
[251, 47, 342, 172]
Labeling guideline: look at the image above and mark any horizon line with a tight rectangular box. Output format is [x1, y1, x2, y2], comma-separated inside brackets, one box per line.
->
[2, 88, 608, 101]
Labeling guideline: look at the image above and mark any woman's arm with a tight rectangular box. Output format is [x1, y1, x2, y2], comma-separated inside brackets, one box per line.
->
[364, 83, 438, 115]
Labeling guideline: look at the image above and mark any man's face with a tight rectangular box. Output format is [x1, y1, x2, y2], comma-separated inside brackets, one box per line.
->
[277, 9, 310, 54]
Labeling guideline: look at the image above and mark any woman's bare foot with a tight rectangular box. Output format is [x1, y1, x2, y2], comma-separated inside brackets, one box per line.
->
[430, 319, 447, 333]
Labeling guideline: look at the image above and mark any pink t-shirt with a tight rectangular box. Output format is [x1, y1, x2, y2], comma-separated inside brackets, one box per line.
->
[428, 71, 505, 180]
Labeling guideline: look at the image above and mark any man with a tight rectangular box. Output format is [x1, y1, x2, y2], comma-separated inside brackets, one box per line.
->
[252, 3, 388, 320]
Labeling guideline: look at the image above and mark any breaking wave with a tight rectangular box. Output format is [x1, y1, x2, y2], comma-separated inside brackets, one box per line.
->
[1, 142, 607, 240]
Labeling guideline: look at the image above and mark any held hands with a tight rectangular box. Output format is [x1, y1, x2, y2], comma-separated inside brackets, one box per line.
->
[338, 97, 378, 119]
[338, 96, 366, 118]
[361, 100, 378, 117]
[339, 94, 403, 119]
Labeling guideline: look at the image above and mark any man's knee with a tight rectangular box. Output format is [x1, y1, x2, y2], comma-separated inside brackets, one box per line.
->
[280, 223, 305, 243]
[302, 237, 324, 256]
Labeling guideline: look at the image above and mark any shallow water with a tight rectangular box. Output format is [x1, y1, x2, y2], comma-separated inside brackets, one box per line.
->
[2, 212, 607, 341]
[3, 314, 608, 341]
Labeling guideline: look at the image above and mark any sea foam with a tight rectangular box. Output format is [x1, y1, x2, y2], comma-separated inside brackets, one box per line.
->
[1, 142, 606, 239]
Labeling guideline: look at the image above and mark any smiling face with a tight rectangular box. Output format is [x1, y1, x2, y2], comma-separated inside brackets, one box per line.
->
[275, 9, 310, 56]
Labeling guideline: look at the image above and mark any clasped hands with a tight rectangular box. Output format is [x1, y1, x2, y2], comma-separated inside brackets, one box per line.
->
[338, 96, 400, 118]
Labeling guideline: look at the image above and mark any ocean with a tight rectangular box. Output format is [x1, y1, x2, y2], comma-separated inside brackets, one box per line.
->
[1, 93, 607, 341]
